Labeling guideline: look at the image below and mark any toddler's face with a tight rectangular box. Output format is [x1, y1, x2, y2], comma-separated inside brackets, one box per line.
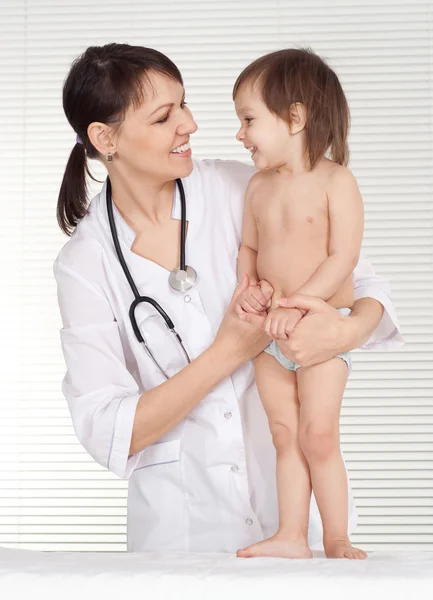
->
[234, 83, 292, 171]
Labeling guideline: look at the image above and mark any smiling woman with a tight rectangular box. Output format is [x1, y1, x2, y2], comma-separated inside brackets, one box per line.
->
[53, 42, 403, 554]
[58, 44, 197, 235]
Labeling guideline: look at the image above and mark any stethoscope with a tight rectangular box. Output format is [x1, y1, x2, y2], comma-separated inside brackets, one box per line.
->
[106, 176, 197, 380]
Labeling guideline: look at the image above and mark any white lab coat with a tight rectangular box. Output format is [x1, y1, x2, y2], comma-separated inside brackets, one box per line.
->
[53, 159, 403, 553]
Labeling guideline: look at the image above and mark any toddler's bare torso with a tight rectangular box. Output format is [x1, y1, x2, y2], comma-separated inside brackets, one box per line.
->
[252, 161, 354, 311]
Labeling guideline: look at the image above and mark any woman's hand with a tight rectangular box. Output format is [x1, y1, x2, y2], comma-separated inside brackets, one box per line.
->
[276, 294, 354, 367]
[213, 274, 271, 367]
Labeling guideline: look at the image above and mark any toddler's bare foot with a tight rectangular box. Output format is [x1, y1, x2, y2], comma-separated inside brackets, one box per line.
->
[237, 534, 312, 559]
[324, 538, 368, 560]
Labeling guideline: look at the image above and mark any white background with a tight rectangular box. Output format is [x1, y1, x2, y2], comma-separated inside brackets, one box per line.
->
[0, 0, 432, 552]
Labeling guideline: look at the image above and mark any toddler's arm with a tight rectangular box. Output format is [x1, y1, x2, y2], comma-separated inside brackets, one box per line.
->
[237, 178, 259, 284]
[293, 167, 364, 300]
[235, 177, 273, 316]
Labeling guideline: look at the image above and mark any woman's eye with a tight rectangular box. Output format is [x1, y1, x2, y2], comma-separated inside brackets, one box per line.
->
[157, 113, 170, 124]
[156, 101, 187, 124]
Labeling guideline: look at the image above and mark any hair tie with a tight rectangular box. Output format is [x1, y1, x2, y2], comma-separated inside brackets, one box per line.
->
[76, 134, 83, 145]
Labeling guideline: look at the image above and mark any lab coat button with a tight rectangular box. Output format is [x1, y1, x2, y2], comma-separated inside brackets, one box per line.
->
[231, 465, 239, 473]
[245, 518, 253, 526]
[224, 411, 232, 419]
[184, 294, 191, 303]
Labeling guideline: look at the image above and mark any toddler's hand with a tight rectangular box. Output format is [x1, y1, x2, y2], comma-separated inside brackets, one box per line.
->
[264, 307, 304, 340]
[234, 275, 273, 318]
[257, 280, 273, 309]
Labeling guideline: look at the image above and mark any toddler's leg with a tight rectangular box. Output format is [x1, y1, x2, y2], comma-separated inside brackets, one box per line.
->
[237, 351, 312, 559]
[297, 358, 367, 560]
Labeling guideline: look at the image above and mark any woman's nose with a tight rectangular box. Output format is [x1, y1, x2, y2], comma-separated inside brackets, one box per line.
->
[178, 110, 198, 136]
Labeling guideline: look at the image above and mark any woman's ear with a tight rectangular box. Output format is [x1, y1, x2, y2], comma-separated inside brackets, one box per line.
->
[87, 122, 117, 156]
[289, 102, 307, 135]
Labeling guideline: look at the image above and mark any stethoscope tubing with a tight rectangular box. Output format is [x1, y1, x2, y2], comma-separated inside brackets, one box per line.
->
[106, 176, 191, 379]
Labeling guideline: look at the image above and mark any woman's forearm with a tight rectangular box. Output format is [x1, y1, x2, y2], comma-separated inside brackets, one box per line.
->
[340, 297, 384, 352]
[130, 274, 270, 455]
[129, 344, 239, 456]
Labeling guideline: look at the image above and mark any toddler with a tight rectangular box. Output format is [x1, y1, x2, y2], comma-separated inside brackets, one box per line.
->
[234, 48, 366, 560]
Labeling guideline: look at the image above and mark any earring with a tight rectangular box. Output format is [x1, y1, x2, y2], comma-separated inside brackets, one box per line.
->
[105, 152, 114, 163]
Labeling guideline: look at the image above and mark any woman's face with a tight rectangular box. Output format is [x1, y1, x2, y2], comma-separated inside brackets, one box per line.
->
[114, 71, 198, 182]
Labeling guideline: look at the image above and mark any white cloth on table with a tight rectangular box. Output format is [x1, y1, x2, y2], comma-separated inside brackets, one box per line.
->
[1, 547, 432, 600]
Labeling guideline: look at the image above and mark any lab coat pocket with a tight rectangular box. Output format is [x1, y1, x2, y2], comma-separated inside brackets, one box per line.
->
[134, 438, 181, 471]
[128, 437, 185, 550]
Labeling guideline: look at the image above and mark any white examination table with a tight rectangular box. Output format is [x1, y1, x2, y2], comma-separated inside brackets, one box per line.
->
[1, 547, 432, 600]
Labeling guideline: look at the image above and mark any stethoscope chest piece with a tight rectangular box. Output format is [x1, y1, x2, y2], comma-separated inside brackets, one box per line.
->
[169, 265, 197, 291]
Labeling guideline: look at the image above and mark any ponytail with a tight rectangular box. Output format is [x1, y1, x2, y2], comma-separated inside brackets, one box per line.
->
[57, 141, 89, 236]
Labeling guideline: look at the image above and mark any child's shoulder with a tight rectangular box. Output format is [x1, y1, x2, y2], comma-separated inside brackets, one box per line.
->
[320, 161, 362, 206]
[245, 169, 272, 194]
[321, 160, 358, 188]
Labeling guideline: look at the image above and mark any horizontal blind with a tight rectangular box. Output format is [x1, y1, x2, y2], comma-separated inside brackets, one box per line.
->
[0, 0, 431, 551]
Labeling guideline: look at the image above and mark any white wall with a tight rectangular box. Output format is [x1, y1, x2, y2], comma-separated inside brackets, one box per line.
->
[0, 0, 432, 551]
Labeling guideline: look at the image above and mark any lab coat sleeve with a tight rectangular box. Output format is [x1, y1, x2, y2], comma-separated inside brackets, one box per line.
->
[353, 250, 404, 350]
[205, 159, 256, 246]
[53, 259, 142, 479]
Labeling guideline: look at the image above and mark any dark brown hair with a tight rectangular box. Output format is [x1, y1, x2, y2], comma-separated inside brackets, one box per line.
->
[233, 48, 350, 170]
[57, 43, 183, 236]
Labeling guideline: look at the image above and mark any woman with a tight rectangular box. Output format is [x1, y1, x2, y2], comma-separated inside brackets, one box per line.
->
[54, 43, 403, 553]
